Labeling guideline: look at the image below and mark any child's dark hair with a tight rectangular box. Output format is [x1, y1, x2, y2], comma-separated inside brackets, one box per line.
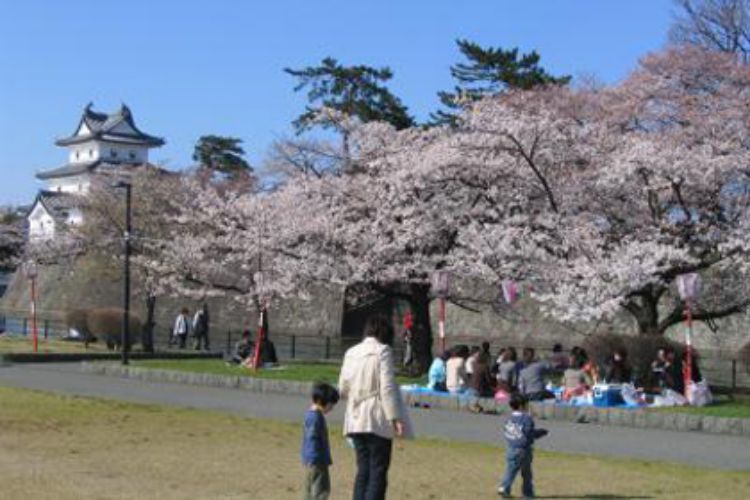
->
[312, 382, 340, 407]
[509, 393, 527, 411]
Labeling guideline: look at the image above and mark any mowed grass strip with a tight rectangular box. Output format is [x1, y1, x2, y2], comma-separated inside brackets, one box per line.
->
[0, 336, 109, 353]
[0, 387, 748, 500]
[134, 358, 427, 385]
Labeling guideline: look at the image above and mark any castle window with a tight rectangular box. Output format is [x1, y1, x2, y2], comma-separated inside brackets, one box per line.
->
[89, 149, 93, 158]
[110, 149, 118, 158]
[129, 150, 136, 160]
[76, 150, 80, 160]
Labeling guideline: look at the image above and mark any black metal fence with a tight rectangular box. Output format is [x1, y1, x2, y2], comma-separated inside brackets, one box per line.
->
[1, 310, 747, 393]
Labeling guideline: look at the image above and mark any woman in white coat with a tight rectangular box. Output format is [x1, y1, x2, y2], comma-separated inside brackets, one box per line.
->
[338, 316, 405, 500]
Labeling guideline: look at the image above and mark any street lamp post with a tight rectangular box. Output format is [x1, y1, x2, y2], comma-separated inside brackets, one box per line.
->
[431, 270, 451, 355]
[24, 261, 38, 353]
[676, 272, 701, 398]
[113, 181, 132, 366]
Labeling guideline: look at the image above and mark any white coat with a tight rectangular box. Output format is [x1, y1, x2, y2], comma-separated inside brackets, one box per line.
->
[338, 337, 404, 440]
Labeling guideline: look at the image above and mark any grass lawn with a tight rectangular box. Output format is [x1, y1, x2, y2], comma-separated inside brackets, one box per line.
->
[134, 358, 427, 385]
[656, 397, 750, 419]
[0, 335, 109, 354]
[0, 386, 748, 499]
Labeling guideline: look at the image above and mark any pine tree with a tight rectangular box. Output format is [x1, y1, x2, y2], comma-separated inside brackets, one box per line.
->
[193, 135, 252, 179]
[431, 39, 571, 126]
[285, 57, 415, 133]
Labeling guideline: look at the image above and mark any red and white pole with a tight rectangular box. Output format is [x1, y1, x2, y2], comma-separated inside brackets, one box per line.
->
[30, 275, 38, 353]
[684, 304, 693, 397]
[252, 308, 265, 371]
[438, 297, 446, 354]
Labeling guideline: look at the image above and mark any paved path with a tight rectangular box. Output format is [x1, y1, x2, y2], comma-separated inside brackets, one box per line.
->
[1, 363, 749, 471]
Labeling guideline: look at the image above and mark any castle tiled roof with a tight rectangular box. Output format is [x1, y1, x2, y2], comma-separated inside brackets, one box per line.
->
[55, 103, 165, 147]
[35, 160, 101, 180]
[28, 190, 84, 222]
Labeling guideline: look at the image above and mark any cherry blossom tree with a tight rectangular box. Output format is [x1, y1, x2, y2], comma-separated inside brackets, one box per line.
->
[456, 47, 750, 335]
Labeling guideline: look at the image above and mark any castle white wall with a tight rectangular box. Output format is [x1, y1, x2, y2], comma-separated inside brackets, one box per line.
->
[48, 175, 90, 194]
[28, 203, 56, 241]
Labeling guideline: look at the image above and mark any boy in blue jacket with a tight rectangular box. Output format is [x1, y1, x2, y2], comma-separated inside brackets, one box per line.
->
[499, 393, 548, 498]
[301, 382, 339, 500]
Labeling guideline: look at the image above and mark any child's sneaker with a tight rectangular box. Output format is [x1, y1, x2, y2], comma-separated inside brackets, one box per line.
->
[497, 487, 511, 498]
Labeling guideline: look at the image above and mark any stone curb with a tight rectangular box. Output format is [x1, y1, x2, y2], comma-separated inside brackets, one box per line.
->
[80, 362, 314, 397]
[81, 363, 750, 438]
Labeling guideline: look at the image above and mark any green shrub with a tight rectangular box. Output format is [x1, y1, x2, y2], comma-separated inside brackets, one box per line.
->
[65, 308, 142, 350]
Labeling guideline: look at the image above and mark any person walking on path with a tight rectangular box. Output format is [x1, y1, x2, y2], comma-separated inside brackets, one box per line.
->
[301, 382, 340, 500]
[172, 308, 190, 349]
[338, 315, 408, 500]
[498, 394, 548, 498]
[192, 303, 210, 351]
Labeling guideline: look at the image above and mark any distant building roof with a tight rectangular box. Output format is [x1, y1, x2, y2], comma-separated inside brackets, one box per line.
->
[55, 103, 165, 147]
[28, 190, 84, 222]
[36, 160, 167, 181]
[36, 160, 101, 180]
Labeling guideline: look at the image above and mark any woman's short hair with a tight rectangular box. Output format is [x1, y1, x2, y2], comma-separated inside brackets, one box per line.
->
[363, 315, 395, 346]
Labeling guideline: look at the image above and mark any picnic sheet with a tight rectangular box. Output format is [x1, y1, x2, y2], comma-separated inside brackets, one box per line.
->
[400, 384, 645, 409]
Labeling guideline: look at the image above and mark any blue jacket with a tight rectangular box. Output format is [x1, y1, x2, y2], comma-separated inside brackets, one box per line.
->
[428, 358, 447, 389]
[503, 411, 546, 450]
[301, 409, 332, 466]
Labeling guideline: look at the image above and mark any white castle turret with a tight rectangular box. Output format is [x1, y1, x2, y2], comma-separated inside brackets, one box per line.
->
[27, 103, 164, 240]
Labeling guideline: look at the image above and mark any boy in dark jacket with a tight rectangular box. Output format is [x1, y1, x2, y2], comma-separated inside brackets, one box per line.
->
[301, 382, 339, 500]
[498, 394, 548, 498]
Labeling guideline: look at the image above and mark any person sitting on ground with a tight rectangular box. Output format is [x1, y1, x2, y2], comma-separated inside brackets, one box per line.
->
[230, 329, 254, 365]
[562, 355, 591, 401]
[491, 347, 507, 377]
[604, 347, 632, 384]
[479, 341, 492, 366]
[548, 343, 569, 372]
[259, 336, 278, 366]
[518, 348, 554, 401]
[572, 347, 599, 385]
[663, 347, 684, 395]
[496, 348, 519, 393]
[446, 345, 470, 394]
[684, 349, 703, 384]
[427, 351, 451, 392]
[465, 345, 481, 379]
[468, 355, 496, 399]
[651, 348, 668, 389]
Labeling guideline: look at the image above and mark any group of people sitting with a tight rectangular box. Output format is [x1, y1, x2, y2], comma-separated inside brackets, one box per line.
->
[426, 341, 706, 405]
[228, 329, 278, 368]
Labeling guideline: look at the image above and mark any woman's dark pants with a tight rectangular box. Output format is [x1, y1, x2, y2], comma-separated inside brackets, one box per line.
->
[351, 433, 393, 500]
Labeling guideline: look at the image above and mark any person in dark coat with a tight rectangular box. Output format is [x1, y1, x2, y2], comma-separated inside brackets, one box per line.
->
[604, 348, 632, 384]
[192, 303, 210, 351]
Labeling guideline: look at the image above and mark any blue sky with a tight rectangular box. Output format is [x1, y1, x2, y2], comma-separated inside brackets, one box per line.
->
[0, 0, 674, 205]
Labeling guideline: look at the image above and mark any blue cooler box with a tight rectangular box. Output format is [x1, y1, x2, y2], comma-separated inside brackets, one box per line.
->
[593, 384, 624, 407]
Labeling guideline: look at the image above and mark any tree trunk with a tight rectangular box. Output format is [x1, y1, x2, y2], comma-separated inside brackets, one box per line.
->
[142, 294, 156, 352]
[406, 283, 433, 374]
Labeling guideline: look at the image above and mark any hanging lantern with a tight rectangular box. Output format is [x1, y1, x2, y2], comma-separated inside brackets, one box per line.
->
[676, 273, 701, 302]
[501, 279, 518, 304]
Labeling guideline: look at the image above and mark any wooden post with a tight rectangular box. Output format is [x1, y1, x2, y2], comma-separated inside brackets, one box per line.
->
[325, 336, 331, 360]
[291, 335, 296, 360]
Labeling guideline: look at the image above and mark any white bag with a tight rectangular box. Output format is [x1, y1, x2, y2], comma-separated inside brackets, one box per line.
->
[661, 388, 688, 407]
[686, 380, 713, 407]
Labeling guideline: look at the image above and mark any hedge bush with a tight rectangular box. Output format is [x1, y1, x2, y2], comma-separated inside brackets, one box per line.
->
[65, 308, 142, 350]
